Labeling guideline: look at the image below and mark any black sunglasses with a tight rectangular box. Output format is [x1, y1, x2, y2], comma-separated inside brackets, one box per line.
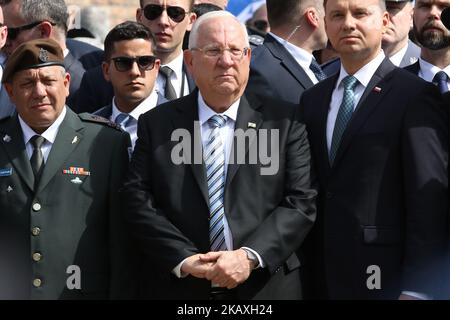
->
[111, 56, 157, 72]
[7, 21, 55, 41]
[143, 4, 188, 23]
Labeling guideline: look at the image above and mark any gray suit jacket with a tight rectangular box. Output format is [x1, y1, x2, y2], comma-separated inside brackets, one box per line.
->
[398, 40, 420, 68]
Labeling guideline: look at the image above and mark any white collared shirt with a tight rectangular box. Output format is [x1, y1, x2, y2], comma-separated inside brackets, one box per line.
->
[387, 43, 408, 67]
[111, 89, 159, 150]
[418, 58, 450, 91]
[19, 107, 67, 162]
[156, 53, 190, 99]
[269, 32, 320, 84]
[327, 51, 386, 151]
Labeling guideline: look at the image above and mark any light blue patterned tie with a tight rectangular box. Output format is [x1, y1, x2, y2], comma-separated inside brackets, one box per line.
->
[115, 112, 131, 130]
[329, 75, 359, 164]
[205, 115, 227, 251]
[432, 71, 449, 94]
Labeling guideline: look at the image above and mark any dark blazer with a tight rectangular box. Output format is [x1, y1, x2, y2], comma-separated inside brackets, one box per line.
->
[0, 109, 136, 299]
[404, 60, 420, 75]
[300, 58, 448, 299]
[93, 93, 168, 119]
[75, 63, 196, 114]
[64, 52, 86, 111]
[120, 90, 317, 300]
[246, 33, 316, 105]
[66, 38, 104, 70]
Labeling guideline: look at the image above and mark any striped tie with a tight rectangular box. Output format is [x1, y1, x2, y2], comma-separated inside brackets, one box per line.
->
[205, 115, 227, 251]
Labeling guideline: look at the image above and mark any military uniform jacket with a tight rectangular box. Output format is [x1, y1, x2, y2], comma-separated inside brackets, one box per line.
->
[0, 108, 133, 299]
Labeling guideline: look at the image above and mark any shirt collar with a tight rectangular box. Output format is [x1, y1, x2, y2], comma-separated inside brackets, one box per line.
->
[161, 52, 184, 80]
[198, 93, 239, 127]
[112, 89, 159, 121]
[269, 32, 315, 70]
[418, 58, 450, 82]
[19, 106, 67, 145]
[337, 51, 386, 89]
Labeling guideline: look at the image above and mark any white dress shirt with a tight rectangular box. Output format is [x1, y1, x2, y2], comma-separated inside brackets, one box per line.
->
[19, 107, 67, 161]
[418, 58, 450, 91]
[172, 93, 264, 278]
[156, 53, 190, 99]
[327, 51, 386, 151]
[387, 44, 408, 67]
[110, 89, 159, 150]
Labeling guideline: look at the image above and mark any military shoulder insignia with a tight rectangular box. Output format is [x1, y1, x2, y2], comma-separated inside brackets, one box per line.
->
[78, 113, 123, 131]
[249, 34, 264, 47]
[39, 48, 49, 62]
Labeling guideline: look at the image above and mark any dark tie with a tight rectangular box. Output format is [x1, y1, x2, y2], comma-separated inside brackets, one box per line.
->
[159, 66, 177, 100]
[30, 135, 46, 183]
[329, 75, 359, 164]
[115, 112, 131, 130]
[205, 115, 227, 251]
[309, 59, 327, 82]
[432, 71, 449, 94]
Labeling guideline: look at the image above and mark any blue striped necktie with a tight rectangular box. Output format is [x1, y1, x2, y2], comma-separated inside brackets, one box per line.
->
[329, 75, 359, 164]
[115, 112, 131, 130]
[204, 115, 227, 251]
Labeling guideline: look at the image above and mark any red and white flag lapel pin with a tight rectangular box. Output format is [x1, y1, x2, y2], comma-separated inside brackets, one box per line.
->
[373, 86, 382, 93]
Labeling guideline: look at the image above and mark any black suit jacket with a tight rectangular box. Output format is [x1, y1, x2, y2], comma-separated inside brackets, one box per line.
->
[404, 60, 420, 75]
[66, 38, 104, 70]
[64, 52, 85, 111]
[300, 58, 448, 299]
[75, 63, 196, 114]
[120, 90, 317, 299]
[246, 33, 316, 104]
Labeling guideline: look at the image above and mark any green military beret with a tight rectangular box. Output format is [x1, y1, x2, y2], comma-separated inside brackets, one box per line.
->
[2, 38, 65, 83]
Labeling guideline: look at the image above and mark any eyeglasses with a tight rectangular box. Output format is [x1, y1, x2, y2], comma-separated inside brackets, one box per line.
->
[7, 21, 55, 41]
[110, 55, 158, 72]
[191, 47, 250, 61]
[143, 4, 188, 23]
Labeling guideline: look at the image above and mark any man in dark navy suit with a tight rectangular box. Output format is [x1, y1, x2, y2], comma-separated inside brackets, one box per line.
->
[246, 0, 329, 105]
[300, 0, 448, 299]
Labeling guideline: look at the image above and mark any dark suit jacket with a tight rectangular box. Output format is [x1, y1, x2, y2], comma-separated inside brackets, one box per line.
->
[404, 60, 420, 75]
[93, 93, 168, 119]
[65, 52, 85, 111]
[66, 38, 104, 70]
[300, 58, 448, 299]
[76, 63, 196, 114]
[246, 33, 316, 105]
[120, 90, 317, 300]
[0, 109, 136, 299]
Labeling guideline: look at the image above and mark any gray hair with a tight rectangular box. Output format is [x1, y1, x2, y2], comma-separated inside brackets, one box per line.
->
[21, 0, 69, 33]
[188, 11, 249, 49]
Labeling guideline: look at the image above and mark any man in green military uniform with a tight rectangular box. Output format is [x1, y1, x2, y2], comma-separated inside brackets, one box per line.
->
[0, 38, 135, 299]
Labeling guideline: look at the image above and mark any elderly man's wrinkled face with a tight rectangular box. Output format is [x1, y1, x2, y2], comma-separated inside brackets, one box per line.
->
[184, 16, 251, 104]
[4, 66, 70, 133]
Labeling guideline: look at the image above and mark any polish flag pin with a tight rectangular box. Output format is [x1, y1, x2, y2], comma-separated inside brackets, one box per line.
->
[373, 86, 382, 93]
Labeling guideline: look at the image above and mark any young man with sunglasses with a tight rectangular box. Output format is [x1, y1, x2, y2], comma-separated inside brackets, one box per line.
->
[137, 0, 197, 101]
[0, 0, 95, 111]
[94, 21, 166, 150]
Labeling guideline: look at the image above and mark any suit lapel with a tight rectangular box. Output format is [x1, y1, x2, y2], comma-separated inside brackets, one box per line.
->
[171, 90, 210, 206]
[37, 108, 85, 193]
[225, 95, 263, 190]
[264, 34, 315, 89]
[332, 59, 396, 168]
[0, 116, 35, 191]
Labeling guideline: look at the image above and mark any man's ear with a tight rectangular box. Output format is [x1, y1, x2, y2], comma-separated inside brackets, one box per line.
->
[102, 61, 111, 82]
[183, 49, 194, 75]
[38, 21, 53, 38]
[3, 82, 14, 100]
[136, 8, 143, 23]
[186, 12, 197, 32]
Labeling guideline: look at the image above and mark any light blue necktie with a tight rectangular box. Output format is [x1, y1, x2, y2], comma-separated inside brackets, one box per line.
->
[204, 115, 227, 251]
[115, 113, 131, 130]
[309, 58, 327, 82]
[329, 75, 359, 164]
[432, 71, 449, 94]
